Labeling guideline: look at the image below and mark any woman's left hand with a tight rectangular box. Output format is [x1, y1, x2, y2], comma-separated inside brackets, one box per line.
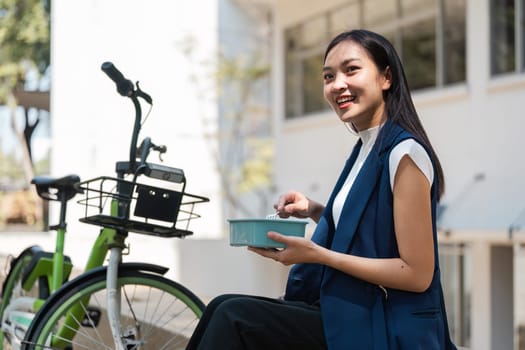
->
[248, 232, 321, 266]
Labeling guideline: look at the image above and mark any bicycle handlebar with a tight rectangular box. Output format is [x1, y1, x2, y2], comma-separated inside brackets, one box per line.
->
[101, 61, 151, 175]
[101, 62, 182, 186]
[101, 62, 135, 97]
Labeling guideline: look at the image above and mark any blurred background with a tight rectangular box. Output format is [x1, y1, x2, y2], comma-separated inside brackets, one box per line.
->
[1, 0, 525, 349]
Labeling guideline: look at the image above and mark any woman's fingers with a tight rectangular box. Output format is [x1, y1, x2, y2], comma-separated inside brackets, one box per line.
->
[267, 231, 287, 242]
[248, 246, 279, 260]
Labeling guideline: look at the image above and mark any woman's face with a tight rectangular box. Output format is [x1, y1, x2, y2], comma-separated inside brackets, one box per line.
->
[323, 40, 391, 131]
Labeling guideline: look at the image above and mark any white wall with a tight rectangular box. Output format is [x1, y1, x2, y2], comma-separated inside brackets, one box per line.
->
[50, 0, 222, 284]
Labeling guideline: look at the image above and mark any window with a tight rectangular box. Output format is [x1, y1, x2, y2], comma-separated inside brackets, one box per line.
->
[443, 0, 467, 84]
[523, 0, 525, 70]
[490, 0, 525, 75]
[440, 243, 471, 347]
[284, 25, 328, 117]
[363, 0, 397, 26]
[284, 0, 466, 119]
[401, 19, 437, 89]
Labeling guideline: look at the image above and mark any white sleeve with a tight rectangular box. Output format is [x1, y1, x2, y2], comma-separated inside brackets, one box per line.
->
[389, 139, 434, 191]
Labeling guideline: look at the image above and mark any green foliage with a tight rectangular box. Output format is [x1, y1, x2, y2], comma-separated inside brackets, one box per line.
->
[178, 38, 274, 216]
[0, 150, 24, 179]
[33, 151, 50, 174]
[216, 54, 273, 196]
[216, 54, 270, 84]
[0, 0, 50, 102]
[237, 138, 274, 194]
[0, 0, 50, 70]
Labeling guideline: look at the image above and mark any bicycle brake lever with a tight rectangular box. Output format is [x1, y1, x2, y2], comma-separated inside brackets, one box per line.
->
[151, 144, 166, 162]
[135, 81, 152, 104]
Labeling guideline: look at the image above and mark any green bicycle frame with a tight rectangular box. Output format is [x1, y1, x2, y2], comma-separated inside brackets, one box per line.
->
[21, 226, 72, 310]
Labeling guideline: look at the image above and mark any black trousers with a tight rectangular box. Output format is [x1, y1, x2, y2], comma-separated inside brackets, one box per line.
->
[186, 294, 327, 350]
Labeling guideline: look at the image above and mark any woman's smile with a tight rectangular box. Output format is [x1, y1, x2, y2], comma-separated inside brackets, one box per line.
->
[336, 93, 356, 109]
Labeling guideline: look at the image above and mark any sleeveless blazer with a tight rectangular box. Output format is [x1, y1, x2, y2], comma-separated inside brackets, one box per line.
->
[284, 120, 457, 350]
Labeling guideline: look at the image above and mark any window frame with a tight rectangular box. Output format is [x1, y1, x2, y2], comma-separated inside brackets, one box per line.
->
[490, 0, 525, 76]
[283, 0, 466, 119]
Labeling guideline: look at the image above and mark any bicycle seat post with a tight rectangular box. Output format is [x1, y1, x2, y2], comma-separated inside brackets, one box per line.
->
[49, 190, 69, 293]
[53, 190, 68, 231]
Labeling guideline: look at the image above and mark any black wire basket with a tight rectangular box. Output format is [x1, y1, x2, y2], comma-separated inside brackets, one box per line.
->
[76, 176, 209, 238]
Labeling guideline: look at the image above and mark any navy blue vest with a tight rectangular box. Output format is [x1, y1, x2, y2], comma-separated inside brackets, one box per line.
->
[285, 121, 457, 350]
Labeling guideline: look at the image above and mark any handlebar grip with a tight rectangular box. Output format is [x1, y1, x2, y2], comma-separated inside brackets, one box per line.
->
[101, 61, 134, 97]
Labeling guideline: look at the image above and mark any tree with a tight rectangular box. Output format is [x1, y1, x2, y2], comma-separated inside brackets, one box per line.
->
[0, 0, 51, 183]
[178, 10, 274, 218]
[0, 0, 51, 228]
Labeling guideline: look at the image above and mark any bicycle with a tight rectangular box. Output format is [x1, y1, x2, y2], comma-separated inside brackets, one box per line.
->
[0, 62, 209, 350]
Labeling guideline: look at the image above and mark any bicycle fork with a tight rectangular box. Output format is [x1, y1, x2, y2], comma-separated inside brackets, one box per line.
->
[107, 246, 127, 350]
[107, 246, 144, 350]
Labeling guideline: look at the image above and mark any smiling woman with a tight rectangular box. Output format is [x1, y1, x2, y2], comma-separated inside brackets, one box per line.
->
[185, 29, 456, 350]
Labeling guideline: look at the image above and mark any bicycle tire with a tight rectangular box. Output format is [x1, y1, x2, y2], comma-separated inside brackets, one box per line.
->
[0, 246, 47, 350]
[22, 264, 205, 350]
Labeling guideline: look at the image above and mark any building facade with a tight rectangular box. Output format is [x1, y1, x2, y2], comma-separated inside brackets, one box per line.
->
[260, 0, 525, 349]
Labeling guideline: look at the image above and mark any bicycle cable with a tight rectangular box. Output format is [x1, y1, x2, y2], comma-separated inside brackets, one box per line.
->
[140, 103, 153, 127]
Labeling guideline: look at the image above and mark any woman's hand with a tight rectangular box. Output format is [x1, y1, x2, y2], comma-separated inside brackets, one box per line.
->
[274, 191, 324, 223]
[248, 231, 324, 266]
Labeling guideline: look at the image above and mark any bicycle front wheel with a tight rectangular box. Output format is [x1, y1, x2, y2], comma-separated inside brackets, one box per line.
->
[22, 265, 205, 350]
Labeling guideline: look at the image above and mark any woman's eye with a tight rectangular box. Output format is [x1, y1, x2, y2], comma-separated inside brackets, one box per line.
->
[323, 73, 334, 81]
[346, 66, 358, 73]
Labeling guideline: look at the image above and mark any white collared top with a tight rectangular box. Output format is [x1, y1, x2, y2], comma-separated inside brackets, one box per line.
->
[332, 126, 433, 228]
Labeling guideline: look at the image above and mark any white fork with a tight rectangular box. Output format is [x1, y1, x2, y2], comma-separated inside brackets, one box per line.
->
[266, 212, 280, 220]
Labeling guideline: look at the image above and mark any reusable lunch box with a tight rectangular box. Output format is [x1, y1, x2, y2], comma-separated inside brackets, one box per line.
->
[228, 218, 307, 248]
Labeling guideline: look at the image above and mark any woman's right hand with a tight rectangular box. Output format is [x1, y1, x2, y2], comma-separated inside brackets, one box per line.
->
[274, 191, 324, 223]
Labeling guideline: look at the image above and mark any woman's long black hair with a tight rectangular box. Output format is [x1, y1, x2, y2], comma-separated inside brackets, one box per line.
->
[324, 29, 445, 200]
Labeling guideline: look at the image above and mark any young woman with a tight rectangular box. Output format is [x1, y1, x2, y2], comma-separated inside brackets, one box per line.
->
[186, 29, 457, 350]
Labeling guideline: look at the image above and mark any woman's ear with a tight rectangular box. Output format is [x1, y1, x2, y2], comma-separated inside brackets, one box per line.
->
[382, 66, 392, 90]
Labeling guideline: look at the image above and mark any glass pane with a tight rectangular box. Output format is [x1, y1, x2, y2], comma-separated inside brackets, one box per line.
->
[402, 19, 436, 90]
[363, 0, 397, 27]
[301, 16, 328, 49]
[285, 26, 300, 52]
[381, 30, 399, 53]
[439, 248, 459, 342]
[284, 28, 301, 118]
[522, 0, 525, 72]
[285, 58, 300, 118]
[302, 53, 326, 115]
[443, 0, 466, 84]
[490, 0, 515, 75]
[401, 0, 437, 16]
[329, 3, 360, 38]
[439, 243, 471, 346]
